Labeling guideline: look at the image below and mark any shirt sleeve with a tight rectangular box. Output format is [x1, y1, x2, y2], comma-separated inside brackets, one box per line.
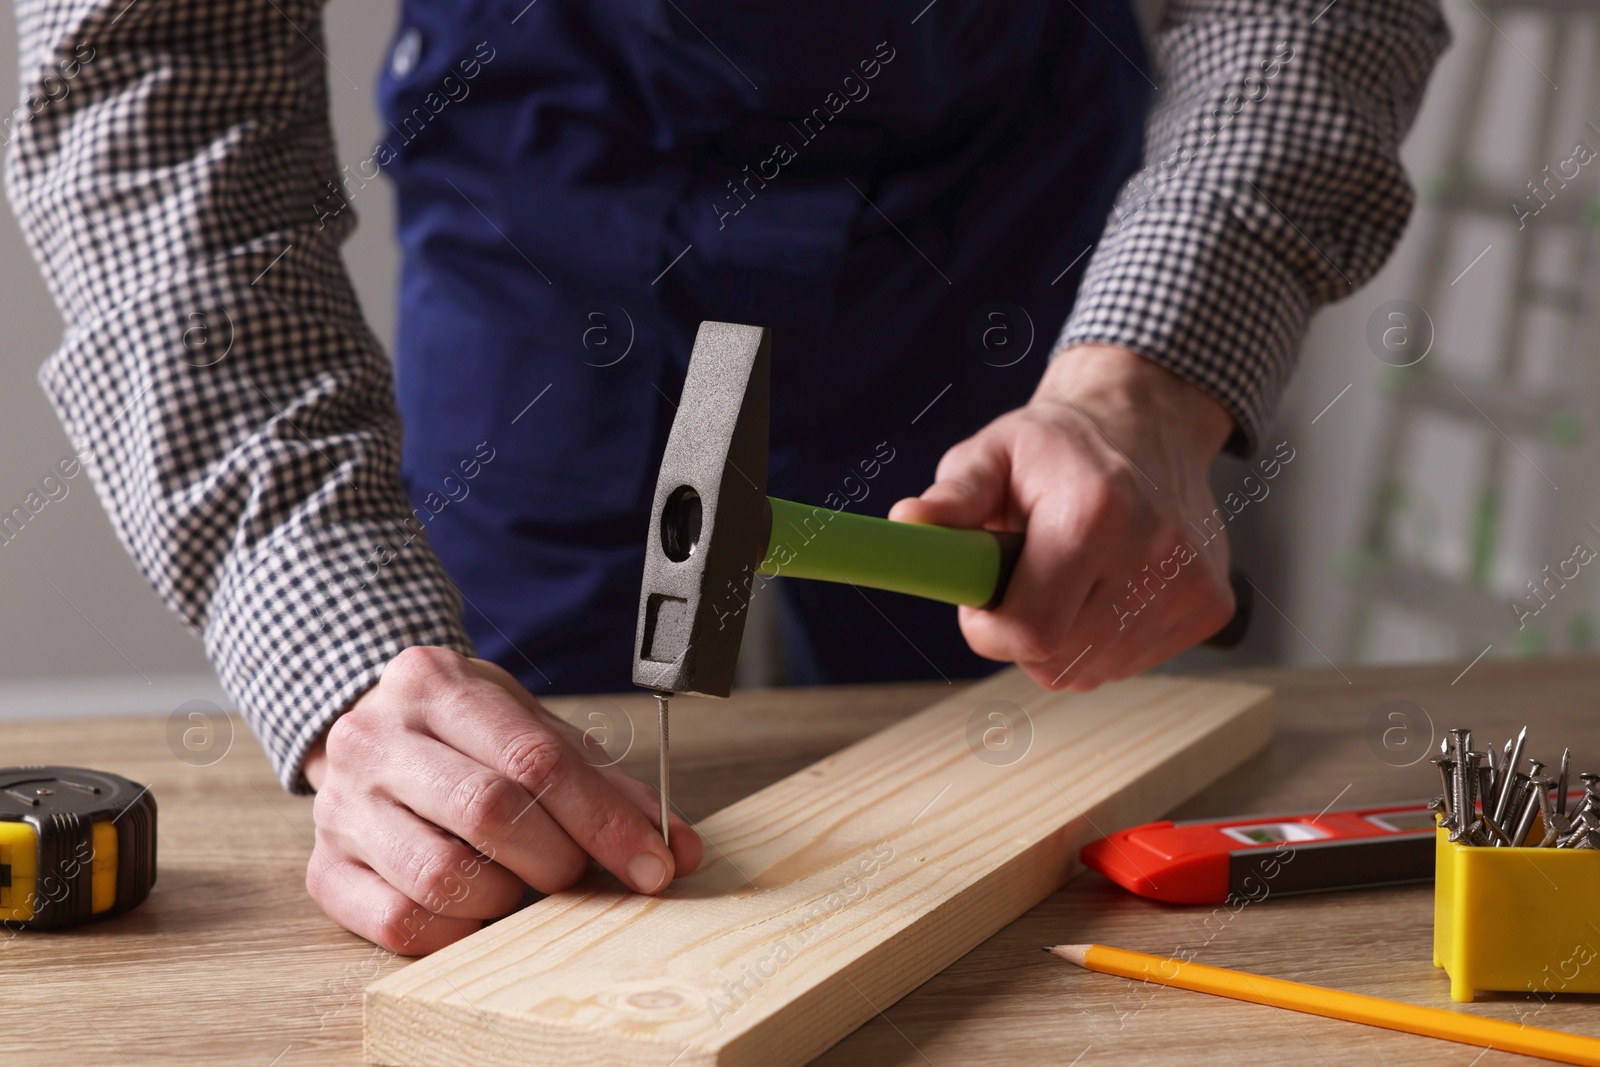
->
[1058, 0, 1450, 454]
[5, 0, 476, 792]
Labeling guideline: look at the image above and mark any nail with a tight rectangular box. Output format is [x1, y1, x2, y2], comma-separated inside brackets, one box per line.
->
[628, 851, 671, 894]
[1512, 778, 1542, 847]
[1557, 748, 1570, 819]
[1493, 726, 1527, 824]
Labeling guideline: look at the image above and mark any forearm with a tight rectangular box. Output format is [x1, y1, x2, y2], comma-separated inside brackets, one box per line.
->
[6, 0, 474, 791]
[1060, 0, 1449, 452]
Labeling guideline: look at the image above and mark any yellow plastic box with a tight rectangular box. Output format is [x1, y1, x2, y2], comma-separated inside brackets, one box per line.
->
[1433, 827, 1600, 1002]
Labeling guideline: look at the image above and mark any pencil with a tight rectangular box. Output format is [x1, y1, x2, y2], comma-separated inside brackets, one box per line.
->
[1044, 943, 1600, 1066]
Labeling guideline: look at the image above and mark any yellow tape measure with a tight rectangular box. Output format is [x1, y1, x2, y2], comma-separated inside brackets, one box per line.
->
[0, 766, 156, 930]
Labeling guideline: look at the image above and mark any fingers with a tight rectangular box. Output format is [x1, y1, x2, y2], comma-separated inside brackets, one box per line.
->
[307, 647, 715, 957]
[959, 484, 1130, 670]
[598, 763, 706, 876]
[1042, 540, 1233, 691]
[1099, 570, 1235, 683]
[458, 657, 705, 876]
[387, 652, 678, 895]
[305, 848, 481, 957]
[361, 730, 590, 895]
[316, 783, 528, 919]
[889, 434, 1011, 529]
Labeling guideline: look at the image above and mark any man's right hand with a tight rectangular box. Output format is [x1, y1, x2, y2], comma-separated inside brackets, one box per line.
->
[300, 646, 702, 955]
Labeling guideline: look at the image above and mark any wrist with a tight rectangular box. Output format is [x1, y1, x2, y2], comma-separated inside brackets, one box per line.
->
[1034, 343, 1235, 458]
[303, 733, 328, 791]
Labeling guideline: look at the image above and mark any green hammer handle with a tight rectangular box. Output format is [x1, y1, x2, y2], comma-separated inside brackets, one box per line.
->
[758, 496, 1021, 610]
[756, 496, 1252, 649]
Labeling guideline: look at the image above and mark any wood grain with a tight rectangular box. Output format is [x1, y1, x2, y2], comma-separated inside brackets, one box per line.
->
[0, 680, 940, 1067]
[363, 667, 1274, 1067]
[17, 656, 1600, 1067]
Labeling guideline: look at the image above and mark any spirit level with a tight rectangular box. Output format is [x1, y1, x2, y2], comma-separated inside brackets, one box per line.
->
[1081, 800, 1441, 905]
[0, 766, 156, 929]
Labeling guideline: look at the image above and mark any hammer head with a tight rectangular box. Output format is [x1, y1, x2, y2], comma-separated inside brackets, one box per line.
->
[632, 321, 772, 698]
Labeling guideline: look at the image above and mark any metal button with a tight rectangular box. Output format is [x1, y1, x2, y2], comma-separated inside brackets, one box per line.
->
[390, 27, 423, 78]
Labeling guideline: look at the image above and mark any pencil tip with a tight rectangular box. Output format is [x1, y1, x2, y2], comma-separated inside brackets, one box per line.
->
[1041, 945, 1054, 953]
[1050, 944, 1089, 967]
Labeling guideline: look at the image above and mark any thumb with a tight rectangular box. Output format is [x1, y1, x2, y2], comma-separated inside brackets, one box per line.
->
[888, 437, 1010, 530]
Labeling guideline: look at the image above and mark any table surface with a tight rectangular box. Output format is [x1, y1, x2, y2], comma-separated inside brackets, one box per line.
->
[9, 657, 1600, 1066]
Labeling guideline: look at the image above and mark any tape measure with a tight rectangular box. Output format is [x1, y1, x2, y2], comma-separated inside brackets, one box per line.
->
[1081, 800, 1441, 905]
[0, 766, 157, 930]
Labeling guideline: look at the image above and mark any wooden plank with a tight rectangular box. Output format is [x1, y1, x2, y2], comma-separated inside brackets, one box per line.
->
[364, 667, 1273, 1067]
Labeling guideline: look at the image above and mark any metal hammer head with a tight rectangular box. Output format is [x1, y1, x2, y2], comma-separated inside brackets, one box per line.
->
[633, 321, 772, 698]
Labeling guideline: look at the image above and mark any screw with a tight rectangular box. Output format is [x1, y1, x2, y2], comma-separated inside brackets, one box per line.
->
[1558, 811, 1596, 848]
[1452, 731, 1476, 827]
[1432, 756, 1456, 823]
[1533, 777, 1563, 846]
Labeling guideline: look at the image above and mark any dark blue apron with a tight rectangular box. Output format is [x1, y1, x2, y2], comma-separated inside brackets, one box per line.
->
[378, 0, 1151, 693]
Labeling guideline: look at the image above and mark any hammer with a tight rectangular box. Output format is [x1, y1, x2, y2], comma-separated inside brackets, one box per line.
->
[632, 321, 1251, 844]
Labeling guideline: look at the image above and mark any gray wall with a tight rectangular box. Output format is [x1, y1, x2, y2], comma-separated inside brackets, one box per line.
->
[0, 3, 400, 693]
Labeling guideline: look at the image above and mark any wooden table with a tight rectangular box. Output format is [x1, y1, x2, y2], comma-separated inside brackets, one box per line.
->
[8, 657, 1600, 1066]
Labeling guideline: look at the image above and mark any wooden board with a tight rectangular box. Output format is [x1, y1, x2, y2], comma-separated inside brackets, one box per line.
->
[364, 667, 1273, 1067]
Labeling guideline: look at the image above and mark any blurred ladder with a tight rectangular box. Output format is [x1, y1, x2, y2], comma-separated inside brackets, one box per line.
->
[1344, 0, 1600, 660]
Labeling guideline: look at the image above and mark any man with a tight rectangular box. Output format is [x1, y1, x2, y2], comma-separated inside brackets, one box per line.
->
[6, 0, 1446, 953]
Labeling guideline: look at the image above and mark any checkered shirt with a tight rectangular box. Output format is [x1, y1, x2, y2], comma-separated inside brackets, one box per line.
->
[4, 0, 1447, 791]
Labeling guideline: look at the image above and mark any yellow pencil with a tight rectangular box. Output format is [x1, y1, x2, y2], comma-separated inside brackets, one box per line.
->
[1045, 943, 1600, 1067]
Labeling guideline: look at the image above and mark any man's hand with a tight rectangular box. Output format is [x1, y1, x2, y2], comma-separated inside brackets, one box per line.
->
[301, 647, 702, 955]
[890, 344, 1236, 691]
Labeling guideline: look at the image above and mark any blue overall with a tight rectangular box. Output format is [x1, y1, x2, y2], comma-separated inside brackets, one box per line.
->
[378, 0, 1151, 694]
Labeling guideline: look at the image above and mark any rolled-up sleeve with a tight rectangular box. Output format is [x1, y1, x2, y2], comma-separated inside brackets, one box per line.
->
[1059, 0, 1449, 453]
[5, 0, 475, 791]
